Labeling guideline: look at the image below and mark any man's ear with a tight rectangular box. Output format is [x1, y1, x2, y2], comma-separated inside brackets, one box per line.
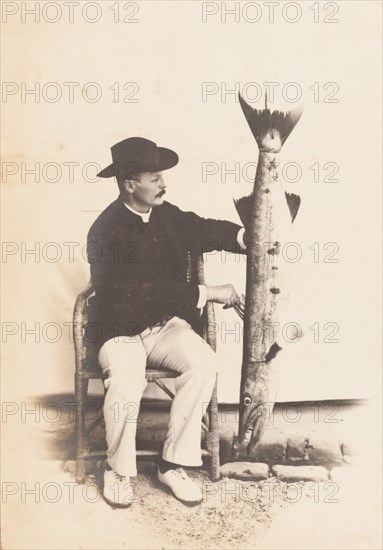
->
[122, 179, 136, 193]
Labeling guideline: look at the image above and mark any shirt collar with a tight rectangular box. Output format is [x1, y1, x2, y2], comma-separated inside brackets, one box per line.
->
[123, 202, 152, 223]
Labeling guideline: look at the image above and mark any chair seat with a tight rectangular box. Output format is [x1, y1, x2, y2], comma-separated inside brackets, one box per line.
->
[145, 369, 179, 382]
[79, 359, 179, 382]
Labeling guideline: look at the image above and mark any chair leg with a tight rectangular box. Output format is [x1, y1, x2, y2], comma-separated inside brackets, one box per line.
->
[207, 378, 220, 481]
[75, 374, 88, 484]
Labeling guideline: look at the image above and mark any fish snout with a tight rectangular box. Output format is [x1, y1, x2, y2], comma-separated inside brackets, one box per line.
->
[238, 400, 271, 454]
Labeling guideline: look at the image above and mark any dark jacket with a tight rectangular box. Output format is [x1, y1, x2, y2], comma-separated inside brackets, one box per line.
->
[87, 197, 242, 348]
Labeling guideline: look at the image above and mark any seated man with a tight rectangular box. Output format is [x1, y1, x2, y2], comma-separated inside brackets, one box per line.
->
[88, 137, 245, 507]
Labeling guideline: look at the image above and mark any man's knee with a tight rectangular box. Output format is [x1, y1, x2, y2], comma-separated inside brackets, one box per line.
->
[99, 337, 147, 372]
[187, 345, 220, 379]
[99, 337, 147, 395]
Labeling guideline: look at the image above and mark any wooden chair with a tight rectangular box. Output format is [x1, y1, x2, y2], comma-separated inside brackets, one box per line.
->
[73, 253, 220, 483]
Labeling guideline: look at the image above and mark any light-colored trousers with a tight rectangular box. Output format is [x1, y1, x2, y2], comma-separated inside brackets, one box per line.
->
[98, 316, 219, 477]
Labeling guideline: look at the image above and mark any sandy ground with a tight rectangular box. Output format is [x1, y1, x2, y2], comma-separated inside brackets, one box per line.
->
[1, 400, 381, 549]
[2, 456, 381, 550]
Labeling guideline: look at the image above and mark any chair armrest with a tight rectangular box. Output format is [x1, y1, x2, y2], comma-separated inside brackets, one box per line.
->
[73, 280, 94, 323]
[73, 280, 95, 366]
[196, 255, 217, 352]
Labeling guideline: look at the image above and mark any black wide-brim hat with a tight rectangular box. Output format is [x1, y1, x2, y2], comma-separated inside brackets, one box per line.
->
[97, 137, 179, 180]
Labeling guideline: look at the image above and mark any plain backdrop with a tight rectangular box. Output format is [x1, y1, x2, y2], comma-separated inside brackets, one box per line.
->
[1, 1, 381, 403]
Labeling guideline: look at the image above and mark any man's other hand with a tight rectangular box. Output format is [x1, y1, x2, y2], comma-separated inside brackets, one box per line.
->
[206, 284, 240, 309]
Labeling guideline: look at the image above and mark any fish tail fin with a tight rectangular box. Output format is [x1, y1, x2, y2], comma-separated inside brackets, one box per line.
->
[239, 92, 303, 152]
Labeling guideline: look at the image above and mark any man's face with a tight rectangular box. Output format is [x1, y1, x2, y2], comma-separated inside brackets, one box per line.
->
[127, 171, 166, 211]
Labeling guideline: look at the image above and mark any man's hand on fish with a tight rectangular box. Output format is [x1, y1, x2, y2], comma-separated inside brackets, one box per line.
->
[234, 294, 246, 320]
[206, 284, 241, 309]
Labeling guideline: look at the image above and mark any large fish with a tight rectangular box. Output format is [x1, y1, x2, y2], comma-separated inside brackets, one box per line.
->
[234, 92, 303, 455]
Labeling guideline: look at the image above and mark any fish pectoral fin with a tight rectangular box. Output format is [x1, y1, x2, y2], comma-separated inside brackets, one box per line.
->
[233, 195, 253, 231]
[285, 192, 301, 223]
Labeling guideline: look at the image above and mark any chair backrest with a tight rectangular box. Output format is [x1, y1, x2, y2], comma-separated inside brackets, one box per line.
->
[73, 282, 99, 375]
[73, 252, 217, 377]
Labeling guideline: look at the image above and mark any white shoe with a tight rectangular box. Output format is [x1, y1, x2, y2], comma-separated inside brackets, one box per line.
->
[158, 467, 202, 505]
[103, 469, 135, 508]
